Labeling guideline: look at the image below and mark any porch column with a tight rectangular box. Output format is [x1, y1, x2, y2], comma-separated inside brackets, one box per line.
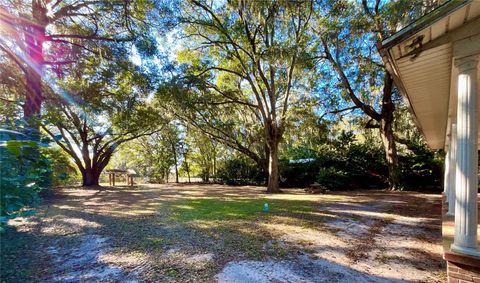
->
[447, 123, 456, 216]
[451, 55, 480, 256]
[444, 142, 450, 198]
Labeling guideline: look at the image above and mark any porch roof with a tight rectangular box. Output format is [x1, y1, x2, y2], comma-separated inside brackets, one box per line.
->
[378, 0, 480, 149]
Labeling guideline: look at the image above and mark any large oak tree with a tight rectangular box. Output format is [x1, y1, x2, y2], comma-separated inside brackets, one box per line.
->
[42, 56, 163, 186]
[313, 0, 442, 189]
[175, 0, 314, 192]
[0, 0, 161, 136]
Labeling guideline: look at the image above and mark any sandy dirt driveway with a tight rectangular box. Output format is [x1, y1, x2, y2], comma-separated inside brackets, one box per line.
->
[1, 184, 445, 282]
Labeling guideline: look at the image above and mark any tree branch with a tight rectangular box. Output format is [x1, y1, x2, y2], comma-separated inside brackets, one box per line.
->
[319, 105, 360, 119]
[322, 37, 381, 121]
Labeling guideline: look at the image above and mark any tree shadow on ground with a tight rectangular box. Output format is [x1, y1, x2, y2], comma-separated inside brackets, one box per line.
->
[1, 184, 445, 282]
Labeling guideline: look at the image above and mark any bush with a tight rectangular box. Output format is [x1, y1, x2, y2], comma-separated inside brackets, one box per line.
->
[313, 135, 388, 190]
[217, 157, 265, 185]
[216, 129, 442, 191]
[41, 146, 79, 186]
[279, 159, 320, 187]
[316, 167, 350, 189]
[397, 143, 443, 190]
[199, 168, 211, 182]
[0, 138, 52, 231]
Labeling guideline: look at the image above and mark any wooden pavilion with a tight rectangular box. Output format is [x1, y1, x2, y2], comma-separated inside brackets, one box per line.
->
[104, 169, 137, 186]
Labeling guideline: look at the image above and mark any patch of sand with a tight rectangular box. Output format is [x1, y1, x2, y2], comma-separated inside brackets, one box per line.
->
[216, 255, 400, 283]
[45, 234, 140, 283]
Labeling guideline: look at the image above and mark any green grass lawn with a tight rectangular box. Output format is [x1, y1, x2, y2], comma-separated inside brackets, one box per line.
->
[170, 197, 315, 222]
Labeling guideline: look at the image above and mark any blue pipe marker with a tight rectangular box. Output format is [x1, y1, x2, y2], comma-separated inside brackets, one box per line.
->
[263, 202, 269, 213]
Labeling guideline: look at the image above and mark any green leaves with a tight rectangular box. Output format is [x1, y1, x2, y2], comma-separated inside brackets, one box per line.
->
[217, 157, 265, 185]
[0, 138, 52, 230]
[4, 140, 37, 156]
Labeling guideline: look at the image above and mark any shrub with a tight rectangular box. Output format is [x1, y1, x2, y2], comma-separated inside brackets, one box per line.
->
[41, 146, 79, 186]
[313, 137, 388, 190]
[279, 159, 320, 187]
[397, 143, 443, 190]
[0, 138, 52, 231]
[316, 167, 350, 189]
[199, 168, 211, 182]
[217, 157, 265, 185]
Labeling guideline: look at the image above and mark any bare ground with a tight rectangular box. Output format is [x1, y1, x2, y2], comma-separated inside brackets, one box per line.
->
[0, 184, 445, 282]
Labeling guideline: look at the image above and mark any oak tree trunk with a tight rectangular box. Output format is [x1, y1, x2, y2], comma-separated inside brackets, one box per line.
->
[264, 144, 270, 185]
[82, 167, 100, 187]
[204, 169, 210, 182]
[380, 73, 399, 190]
[380, 119, 399, 190]
[24, 68, 42, 131]
[80, 148, 112, 187]
[24, 2, 48, 139]
[266, 140, 281, 193]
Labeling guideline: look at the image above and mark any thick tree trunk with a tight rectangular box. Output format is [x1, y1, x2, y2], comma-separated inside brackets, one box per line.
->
[80, 149, 111, 187]
[24, 3, 48, 139]
[264, 144, 270, 185]
[82, 168, 100, 186]
[23, 52, 43, 141]
[266, 141, 281, 193]
[24, 69, 42, 129]
[380, 118, 399, 190]
[379, 73, 399, 190]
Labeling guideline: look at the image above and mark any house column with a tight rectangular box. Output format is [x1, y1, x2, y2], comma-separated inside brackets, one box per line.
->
[444, 141, 451, 199]
[451, 55, 480, 256]
[447, 123, 456, 216]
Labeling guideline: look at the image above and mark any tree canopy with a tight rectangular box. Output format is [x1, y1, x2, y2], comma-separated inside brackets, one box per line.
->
[0, 0, 446, 221]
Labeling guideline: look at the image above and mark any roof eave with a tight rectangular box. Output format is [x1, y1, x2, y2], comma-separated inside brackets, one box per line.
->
[380, 0, 471, 50]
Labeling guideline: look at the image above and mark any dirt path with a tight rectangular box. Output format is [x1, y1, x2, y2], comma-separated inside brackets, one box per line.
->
[1, 184, 445, 282]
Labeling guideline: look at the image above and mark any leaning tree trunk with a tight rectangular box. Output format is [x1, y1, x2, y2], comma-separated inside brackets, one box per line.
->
[380, 118, 399, 190]
[266, 140, 281, 193]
